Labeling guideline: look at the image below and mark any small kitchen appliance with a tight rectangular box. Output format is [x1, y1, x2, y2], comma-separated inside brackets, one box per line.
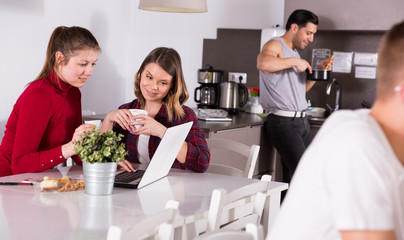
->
[219, 81, 248, 114]
[194, 65, 223, 109]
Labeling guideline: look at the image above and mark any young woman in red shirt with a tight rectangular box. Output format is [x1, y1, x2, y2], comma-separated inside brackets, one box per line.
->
[100, 47, 210, 173]
[0, 26, 100, 176]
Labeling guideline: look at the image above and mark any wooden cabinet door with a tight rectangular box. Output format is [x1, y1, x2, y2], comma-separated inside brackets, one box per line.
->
[208, 125, 278, 178]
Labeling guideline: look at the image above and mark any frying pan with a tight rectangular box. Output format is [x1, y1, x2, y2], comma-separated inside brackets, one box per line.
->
[306, 69, 331, 81]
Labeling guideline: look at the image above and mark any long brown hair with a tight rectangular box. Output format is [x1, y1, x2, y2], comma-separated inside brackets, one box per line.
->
[29, 26, 100, 85]
[134, 47, 189, 121]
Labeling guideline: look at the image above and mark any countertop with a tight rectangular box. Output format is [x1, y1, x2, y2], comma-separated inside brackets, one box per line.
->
[82, 114, 108, 121]
[82, 112, 266, 133]
[198, 111, 265, 133]
[197, 111, 327, 132]
[83, 112, 324, 133]
[308, 117, 326, 126]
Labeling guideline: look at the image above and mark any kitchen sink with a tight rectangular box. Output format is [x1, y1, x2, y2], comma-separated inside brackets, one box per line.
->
[308, 117, 326, 126]
[309, 117, 326, 140]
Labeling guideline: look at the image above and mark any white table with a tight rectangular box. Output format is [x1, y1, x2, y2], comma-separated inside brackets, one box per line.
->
[0, 166, 287, 240]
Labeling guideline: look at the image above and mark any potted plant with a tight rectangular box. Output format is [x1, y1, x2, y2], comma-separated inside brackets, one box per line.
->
[74, 127, 127, 195]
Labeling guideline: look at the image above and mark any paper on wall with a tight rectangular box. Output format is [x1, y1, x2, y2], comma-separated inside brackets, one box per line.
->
[355, 66, 376, 79]
[332, 52, 353, 73]
[354, 52, 378, 66]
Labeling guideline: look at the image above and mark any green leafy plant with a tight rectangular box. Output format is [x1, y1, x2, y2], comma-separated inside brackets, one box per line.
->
[74, 127, 127, 164]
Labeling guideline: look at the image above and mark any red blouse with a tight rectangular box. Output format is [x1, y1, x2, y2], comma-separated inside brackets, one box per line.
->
[0, 71, 82, 176]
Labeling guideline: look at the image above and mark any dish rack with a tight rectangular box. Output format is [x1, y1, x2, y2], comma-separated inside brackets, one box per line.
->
[195, 109, 232, 122]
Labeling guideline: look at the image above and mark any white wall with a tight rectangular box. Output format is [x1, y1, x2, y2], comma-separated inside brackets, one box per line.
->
[0, 0, 284, 138]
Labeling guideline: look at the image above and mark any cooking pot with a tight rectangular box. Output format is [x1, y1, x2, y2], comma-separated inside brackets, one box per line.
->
[306, 69, 331, 81]
[219, 81, 248, 114]
[198, 65, 224, 84]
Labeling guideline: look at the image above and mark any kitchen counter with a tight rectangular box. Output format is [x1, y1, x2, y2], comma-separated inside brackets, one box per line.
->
[82, 114, 108, 121]
[83, 112, 323, 131]
[82, 112, 266, 133]
[198, 111, 265, 133]
[201, 113, 327, 180]
[308, 116, 326, 126]
[200, 111, 273, 178]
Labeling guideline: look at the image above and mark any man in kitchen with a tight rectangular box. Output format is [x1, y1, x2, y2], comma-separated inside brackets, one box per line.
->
[257, 9, 332, 192]
[267, 20, 404, 240]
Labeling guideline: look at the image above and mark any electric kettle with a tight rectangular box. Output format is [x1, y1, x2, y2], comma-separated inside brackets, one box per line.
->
[219, 82, 248, 114]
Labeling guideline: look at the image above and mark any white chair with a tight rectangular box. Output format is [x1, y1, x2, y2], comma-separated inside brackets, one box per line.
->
[205, 138, 260, 179]
[107, 200, 179, 240]
[206, 174, 272, 233]
[194, 223, 264, 240]
[183, 175, 271, 239]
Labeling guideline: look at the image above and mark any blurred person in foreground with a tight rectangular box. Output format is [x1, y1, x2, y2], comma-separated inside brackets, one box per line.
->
[266, 21, 404, 240]
[0, 26, 100, 176]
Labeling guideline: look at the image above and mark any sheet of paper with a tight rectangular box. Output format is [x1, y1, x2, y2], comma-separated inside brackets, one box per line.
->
[354, 52, 378, 66]
[355, 66, 376, 79]
[332, 52, 353, 73]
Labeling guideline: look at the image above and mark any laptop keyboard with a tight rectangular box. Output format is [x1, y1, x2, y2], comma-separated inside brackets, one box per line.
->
[115, 170, 145, 183]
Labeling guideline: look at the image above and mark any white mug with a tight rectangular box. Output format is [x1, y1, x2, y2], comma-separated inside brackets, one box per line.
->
[84, 120, 102, 128]
[129, 109, 148, 129]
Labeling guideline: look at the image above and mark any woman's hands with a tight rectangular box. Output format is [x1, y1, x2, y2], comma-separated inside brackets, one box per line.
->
[62, 124, 96, 159]
[101, 109, 167, 138]
[101, 109, 136, 133]
[117, 160, 137, 172]
[131, 114, 167, 139]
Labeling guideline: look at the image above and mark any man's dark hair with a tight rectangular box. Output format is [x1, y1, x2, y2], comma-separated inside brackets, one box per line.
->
[285, 9, 319, 31]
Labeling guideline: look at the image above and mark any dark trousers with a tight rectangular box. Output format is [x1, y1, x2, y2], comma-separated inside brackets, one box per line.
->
[265, 114, 311, 185]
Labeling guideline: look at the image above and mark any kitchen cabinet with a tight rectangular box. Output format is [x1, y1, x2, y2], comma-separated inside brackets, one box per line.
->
[209, 125, 261, 176]
[309, 118, 325, 140]
[200, 112, 278, 179]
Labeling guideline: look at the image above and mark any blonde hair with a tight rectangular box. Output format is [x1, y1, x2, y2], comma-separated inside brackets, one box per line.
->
[134, 47, 189, 121]
[376, 21, 404, 99]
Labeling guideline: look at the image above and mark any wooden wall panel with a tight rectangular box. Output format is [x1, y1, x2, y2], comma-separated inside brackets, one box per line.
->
[202, 28, 261, 87]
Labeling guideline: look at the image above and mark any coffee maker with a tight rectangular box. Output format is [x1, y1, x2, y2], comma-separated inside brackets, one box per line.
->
[194, 65, 223, 109]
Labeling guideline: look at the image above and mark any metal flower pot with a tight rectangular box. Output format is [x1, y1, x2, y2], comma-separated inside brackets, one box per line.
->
[80, 195, 113, 230]
[83, 161, 117, 195]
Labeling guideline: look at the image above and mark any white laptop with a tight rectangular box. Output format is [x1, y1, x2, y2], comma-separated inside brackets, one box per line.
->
[137, 177, 175, 215]
[114, 121, 193, 189]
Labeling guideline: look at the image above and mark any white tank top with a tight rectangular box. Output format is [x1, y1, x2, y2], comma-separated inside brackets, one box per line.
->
[137, 134, 150, 164]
